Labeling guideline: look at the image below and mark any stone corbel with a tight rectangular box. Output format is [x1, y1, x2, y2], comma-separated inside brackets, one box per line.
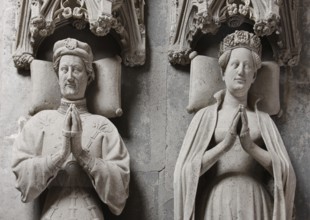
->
[169, 0, 300, 66]
[13, 0, 145, 69]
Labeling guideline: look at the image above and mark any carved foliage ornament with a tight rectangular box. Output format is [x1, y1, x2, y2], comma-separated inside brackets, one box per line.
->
[169, 0, 300, 66]
[14, 0, 145, 69]
[219, 30, 261, 57]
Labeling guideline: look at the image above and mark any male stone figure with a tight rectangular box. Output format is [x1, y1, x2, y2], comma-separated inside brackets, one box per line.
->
[12, 38, 130, 220]
[174, 31, 296, 220]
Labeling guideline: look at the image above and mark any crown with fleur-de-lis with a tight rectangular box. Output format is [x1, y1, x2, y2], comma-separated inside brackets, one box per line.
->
[219, 30, 262, 57]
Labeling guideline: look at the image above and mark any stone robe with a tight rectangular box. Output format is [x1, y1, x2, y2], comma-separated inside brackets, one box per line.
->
[174, 90, 296, 220]
[12, 99, 130, 220]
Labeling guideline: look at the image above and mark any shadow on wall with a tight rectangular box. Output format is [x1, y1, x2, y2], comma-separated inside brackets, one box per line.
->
[101, 172, 147, 220]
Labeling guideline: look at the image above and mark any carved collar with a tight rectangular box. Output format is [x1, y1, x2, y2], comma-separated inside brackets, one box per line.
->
[58, 98, 88, 114]
[213, 89, 263, 110]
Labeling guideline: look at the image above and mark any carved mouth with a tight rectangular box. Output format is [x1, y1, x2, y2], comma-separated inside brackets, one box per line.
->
[234, 78, 246, 82]
[65, 83, 76, 88]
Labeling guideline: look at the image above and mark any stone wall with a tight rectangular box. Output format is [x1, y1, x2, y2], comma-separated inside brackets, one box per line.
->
[0, 0, 309, 219]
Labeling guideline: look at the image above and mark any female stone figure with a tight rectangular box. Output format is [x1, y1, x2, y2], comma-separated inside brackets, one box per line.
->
[12, 38, 130, 220]
[174, 31, 296, 220]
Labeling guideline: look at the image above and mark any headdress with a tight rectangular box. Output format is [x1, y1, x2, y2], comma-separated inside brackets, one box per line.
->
[53, 38, 93, 64]
[219, 30, 262, 57]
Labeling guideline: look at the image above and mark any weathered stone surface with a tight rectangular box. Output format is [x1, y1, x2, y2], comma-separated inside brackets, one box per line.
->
[165, 64, 192, 199]
[0, 0, 309, 220]
[277, 56, 310, 220]
[118, 171, 160, 220]
[0, 3, 35, 219]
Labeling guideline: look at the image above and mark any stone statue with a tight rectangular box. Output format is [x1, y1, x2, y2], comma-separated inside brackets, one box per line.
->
[174, 31, 296, 220]
[12, 38, 130, 220]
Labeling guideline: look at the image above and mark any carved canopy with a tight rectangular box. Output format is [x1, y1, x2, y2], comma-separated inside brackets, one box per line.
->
[13, 0, 145, 69]
[169, 0, 300, 66]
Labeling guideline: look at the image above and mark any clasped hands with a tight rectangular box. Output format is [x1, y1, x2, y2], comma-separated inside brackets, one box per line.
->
[61, 104, 84, 159]
[222, 105, 254, 153]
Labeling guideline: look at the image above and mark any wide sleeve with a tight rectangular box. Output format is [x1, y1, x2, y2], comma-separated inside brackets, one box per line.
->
[257, 111, 296, 220]
[174, 105, 217, 220]
[11, 116, 59, 203]
[85, 122, 130, 216]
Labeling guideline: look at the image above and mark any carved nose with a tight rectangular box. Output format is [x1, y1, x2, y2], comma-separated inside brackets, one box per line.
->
[67, 69, 74, 81]
[237, 64, 245, 75]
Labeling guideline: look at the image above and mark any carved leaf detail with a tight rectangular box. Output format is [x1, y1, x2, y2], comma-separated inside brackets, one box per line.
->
[169, 0, 300, 66]
[14, 0, 146, 69]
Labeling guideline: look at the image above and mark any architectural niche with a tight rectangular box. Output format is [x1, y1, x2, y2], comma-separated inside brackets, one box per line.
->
[169, 0, 300, 66]
[13, 0, 145, 69]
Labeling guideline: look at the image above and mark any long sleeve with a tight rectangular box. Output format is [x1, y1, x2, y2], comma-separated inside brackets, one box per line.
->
[11, 114, 59, 203]
[80, 119, 130, 216]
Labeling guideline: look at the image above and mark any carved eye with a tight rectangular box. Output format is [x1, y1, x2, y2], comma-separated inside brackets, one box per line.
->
[72, 65, 83, 73]
[61, 66, 68, 73]
[231, 62, 238, 69]
[244, 63, 253, 70]
[75, 67, 83, 72]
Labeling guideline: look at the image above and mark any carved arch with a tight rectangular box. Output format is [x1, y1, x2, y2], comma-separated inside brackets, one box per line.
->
[169, 0, 300, 66]
[13, 0, 145, 69]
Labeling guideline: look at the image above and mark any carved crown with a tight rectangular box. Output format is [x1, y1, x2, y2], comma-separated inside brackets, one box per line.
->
[219, 31, 261, 57]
